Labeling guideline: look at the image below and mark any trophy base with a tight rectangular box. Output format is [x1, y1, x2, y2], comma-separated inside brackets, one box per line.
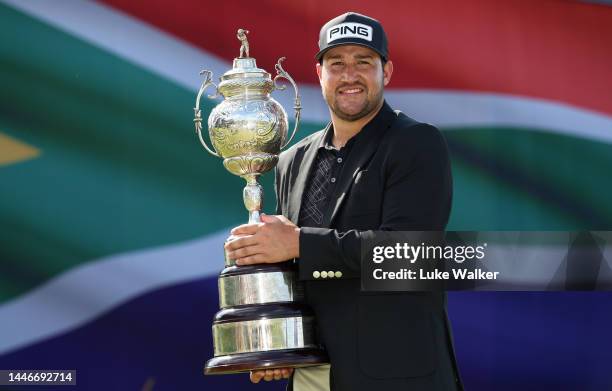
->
[204, 348, 329, 375]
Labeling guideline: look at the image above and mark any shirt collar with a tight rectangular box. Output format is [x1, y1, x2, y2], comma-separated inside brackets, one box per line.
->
[317, 100, 395, 151]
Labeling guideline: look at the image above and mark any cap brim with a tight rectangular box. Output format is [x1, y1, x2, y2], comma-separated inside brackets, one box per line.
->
[315, 42, 387, 61]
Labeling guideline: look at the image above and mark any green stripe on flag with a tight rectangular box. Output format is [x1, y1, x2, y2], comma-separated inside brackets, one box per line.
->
[446, 128, 612, 230]
[0, 4, 317, 301]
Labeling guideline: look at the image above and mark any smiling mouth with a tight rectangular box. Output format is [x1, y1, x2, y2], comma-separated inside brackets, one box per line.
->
[338, 87, 364, 95]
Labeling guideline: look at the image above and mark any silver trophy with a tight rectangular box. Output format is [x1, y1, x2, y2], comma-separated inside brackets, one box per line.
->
[194, 29, 328, 375]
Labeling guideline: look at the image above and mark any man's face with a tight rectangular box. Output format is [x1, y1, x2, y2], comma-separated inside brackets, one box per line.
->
[316, 45, 393, 122]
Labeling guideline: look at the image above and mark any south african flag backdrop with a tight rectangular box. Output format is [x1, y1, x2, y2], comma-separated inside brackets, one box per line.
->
[1, 1, 611, 390]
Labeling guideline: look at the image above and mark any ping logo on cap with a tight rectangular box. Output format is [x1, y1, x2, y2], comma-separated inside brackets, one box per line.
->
[327, 22, 373, 43]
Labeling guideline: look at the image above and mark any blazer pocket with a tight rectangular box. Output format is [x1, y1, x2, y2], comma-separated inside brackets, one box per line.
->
[357, 294, 436, 379]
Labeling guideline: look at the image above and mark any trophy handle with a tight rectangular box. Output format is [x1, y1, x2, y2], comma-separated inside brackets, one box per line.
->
[273, 57, 301, 150]
[194, 70, 220, 157]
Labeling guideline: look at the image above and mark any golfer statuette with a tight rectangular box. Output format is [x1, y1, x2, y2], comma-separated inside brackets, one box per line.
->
[193, 29, 328, 375]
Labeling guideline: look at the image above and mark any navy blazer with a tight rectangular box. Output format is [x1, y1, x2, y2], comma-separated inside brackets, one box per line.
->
[276, 102, 462, 391]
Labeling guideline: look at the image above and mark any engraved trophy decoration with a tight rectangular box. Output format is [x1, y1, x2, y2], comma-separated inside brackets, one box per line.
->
[194, 29, 328, 375]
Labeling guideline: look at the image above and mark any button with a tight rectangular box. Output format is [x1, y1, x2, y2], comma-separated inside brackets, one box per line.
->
[328, 271, 334, 278]
[337, 157, 343, 163]
[330, 177, 336, 183]
[334, 271, 343, 278]
[313, 271, 320, 279]
[321, 271, 328, 278]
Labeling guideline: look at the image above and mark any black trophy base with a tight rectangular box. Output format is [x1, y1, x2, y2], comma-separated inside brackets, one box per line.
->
[204, 348, 329, 375]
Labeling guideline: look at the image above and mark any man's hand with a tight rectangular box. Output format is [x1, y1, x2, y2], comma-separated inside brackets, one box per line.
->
[225, 214, 300, 265]
[250, 368, 293, 383]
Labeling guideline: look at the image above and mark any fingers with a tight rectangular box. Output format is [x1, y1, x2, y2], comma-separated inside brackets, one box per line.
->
[235, 253, 267, 266]
[264, 369, 282, 380]
[225, 236, 265, 265]
[226, 245, 260, 259]
[231, 223, 261, 236]
[231, 216, 289, 235]
[250, 370, 265, 383]
[225, 240, 266, 265]
[225, 235, 258, 251]
[226, 216, 297, 265]
[250, 368, 294, 383]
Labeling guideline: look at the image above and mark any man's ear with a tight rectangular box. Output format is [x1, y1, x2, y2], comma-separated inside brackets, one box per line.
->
[383, 60, 393, 87]
[316, 62, 323, 85]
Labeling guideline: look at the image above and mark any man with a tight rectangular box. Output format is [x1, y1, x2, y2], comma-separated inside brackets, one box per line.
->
[225, 12, 462, 391]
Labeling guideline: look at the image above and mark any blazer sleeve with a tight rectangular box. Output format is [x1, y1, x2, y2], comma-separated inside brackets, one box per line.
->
[297, 124, 452, 279]
[274, 167, 282, 215]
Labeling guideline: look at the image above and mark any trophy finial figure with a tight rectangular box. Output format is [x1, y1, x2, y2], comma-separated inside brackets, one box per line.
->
[237, 28, 250, 58]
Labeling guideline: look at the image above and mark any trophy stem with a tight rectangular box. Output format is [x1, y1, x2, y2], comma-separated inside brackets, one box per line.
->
[243, 174, 263, 224]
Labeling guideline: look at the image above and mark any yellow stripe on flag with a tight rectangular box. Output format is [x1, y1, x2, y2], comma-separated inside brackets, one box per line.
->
[0, 132, 41, 166]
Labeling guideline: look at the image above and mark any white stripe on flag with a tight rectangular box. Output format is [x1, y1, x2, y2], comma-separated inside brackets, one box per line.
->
[0, 229, 228, 355]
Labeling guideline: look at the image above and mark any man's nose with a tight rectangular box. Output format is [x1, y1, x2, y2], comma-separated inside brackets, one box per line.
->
[340, 64, 359, 83]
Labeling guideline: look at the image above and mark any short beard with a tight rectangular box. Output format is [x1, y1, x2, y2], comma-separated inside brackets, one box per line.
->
[326, 79, 385, 122]
[329, 91, 382, 121]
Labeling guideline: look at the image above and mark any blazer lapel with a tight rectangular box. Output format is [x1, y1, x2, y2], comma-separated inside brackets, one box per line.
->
[327, 104, 398, 226]
[287, 126, 328, 224]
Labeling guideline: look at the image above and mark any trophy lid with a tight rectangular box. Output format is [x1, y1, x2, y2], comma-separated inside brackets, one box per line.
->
[217, 30, 274, 97]
[220, 57, 271, 81]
